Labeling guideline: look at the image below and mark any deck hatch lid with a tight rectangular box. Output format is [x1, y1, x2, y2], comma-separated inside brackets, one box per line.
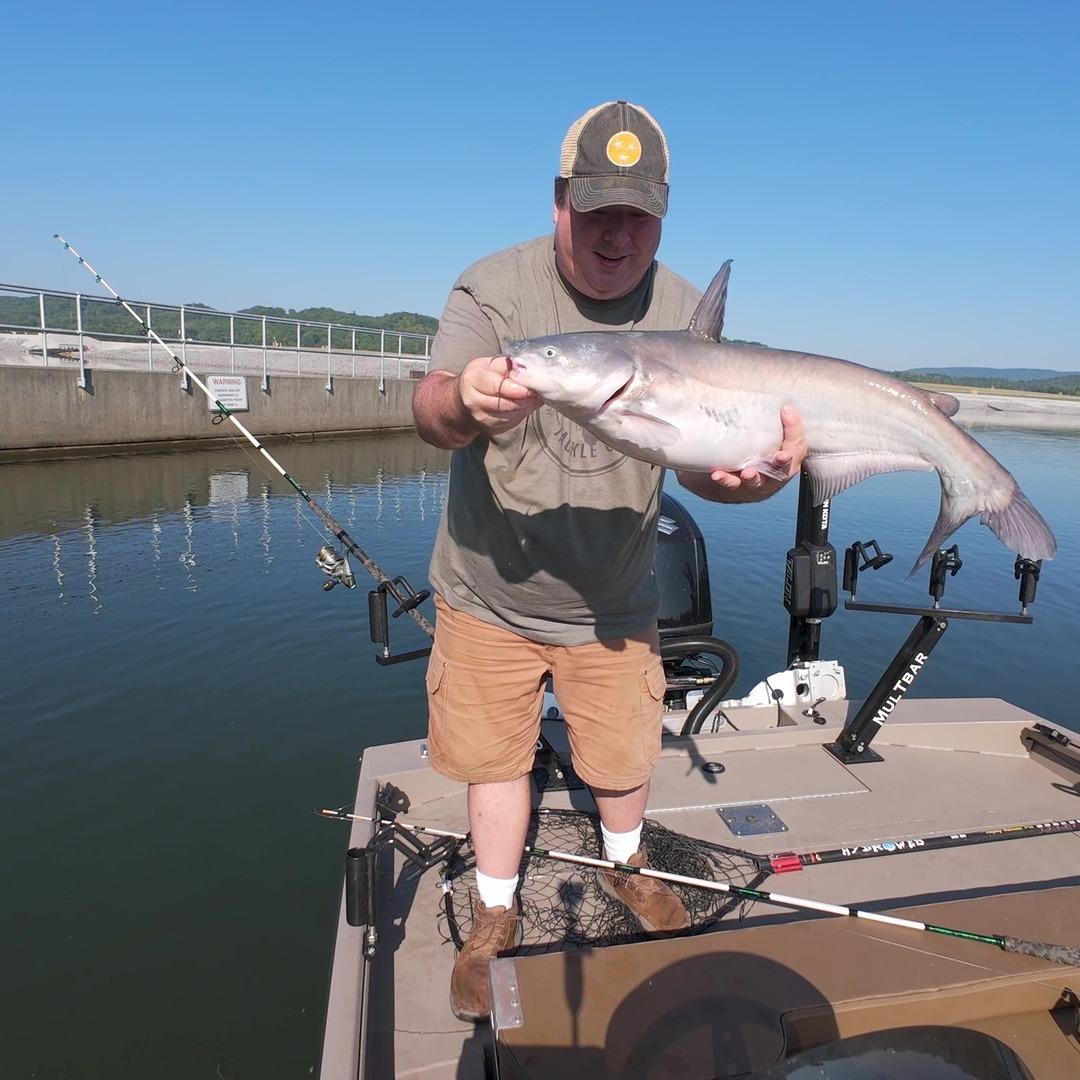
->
[719, 803, 790, 836]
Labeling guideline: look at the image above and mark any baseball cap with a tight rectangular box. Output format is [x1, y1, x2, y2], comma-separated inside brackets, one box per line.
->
[558, 100, 670, 218]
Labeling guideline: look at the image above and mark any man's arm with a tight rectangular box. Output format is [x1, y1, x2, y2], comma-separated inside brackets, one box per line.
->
[677, 405, 808, 503]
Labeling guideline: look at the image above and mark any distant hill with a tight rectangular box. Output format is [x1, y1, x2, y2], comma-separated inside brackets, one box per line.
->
[903, 366, 1080, 382]
[241, 305, 438, 337]
[895, 367, 1080, 397]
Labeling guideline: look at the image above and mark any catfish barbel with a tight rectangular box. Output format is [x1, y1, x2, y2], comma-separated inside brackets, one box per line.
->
[508, 262, 1056, 571]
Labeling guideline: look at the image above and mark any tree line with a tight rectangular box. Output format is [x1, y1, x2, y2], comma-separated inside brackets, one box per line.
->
[897, 370, 1080, 397]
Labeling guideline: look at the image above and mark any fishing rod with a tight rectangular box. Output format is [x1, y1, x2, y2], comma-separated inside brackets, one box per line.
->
[744, 817, 1080, 875]
[53, 234, 434, 639]
[315, 808, 1080, 968]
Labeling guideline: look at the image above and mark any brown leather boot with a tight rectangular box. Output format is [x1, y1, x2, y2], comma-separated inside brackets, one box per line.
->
[597, 846, 691, 933]
[449, 900, 520, 1022]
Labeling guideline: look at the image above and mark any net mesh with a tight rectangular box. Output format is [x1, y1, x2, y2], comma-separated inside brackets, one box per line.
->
[439, 808, 765, 954]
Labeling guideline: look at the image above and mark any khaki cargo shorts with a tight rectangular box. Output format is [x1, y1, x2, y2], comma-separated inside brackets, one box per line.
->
[425, 594, 666, 790]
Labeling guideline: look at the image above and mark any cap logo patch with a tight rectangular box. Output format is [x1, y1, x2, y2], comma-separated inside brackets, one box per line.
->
[606, 131, 642, 167]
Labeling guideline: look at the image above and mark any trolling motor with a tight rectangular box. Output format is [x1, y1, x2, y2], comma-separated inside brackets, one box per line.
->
[826, 544, 1042, 764]
[784, 478, 838, 664]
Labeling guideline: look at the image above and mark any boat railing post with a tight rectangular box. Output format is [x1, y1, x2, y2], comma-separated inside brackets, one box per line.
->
[39, 291, 48, 368]
[180, 305, 190, 392]
[261, 316, 269, 392]
[76, 292, 87, 390]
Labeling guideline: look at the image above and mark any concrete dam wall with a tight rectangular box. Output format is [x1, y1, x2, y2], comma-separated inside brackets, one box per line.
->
[0, 367, 419, 459]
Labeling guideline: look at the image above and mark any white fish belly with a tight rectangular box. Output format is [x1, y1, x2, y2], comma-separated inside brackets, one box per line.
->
[637, 390, 786, 471]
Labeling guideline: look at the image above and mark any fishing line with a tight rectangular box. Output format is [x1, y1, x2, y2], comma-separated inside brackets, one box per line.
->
[315, 807, 1080, 968]
[53, 234, 434, 637]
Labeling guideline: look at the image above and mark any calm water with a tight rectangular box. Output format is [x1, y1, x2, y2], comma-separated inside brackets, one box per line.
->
[1, 427, 1077, 1078]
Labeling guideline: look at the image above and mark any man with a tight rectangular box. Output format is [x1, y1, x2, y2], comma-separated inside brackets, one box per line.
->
[412, 100, 806, 1022]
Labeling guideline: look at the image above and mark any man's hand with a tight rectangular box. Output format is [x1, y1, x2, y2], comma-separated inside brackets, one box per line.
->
[677, 404, 808, 504]
[458, 355, 541, 435]
[412, 356, 542, 449]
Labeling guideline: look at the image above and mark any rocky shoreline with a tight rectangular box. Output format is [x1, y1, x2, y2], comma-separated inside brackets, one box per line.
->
[951, 391, 1080, 432]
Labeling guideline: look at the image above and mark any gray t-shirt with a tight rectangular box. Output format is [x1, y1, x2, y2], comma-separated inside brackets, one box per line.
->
[427, 233, 701, 645]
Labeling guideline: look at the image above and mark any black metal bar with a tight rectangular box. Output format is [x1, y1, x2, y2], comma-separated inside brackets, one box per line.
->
[825, 614, 949, 764]
[845, 601, 1032, 624]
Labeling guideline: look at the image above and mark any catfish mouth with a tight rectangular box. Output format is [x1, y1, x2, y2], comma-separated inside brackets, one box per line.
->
[596, 374, 634, 415]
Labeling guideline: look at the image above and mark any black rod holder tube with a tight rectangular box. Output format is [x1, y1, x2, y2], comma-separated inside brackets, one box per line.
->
[368, 588, 389, 648]
[345, 845, 378, 930]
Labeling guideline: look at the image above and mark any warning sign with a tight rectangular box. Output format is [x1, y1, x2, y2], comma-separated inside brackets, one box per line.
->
[206, 375, 249, 412]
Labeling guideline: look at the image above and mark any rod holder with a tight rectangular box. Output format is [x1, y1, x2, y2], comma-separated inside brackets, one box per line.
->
[345, 845, 379, 959]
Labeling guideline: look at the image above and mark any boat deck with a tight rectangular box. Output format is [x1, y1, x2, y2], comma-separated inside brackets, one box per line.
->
[319, 698, 1080, 1079]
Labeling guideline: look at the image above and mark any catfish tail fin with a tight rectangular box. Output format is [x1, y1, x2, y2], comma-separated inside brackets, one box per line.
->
[982, 487, 1057, 563]
[911, 481, 1056, 574]
[911, 492, 972, 574]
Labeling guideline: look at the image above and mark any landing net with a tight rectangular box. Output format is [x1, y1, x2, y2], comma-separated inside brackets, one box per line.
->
[439, 808, 765, 954]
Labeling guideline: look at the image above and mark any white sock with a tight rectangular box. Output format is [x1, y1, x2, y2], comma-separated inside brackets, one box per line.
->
[601, 822, 643, 865]
[475, 869, 519, 910]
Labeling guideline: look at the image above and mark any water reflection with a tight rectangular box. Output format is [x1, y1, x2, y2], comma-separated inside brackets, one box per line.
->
[84, 504, 101, 613]
[52, 532, 64, 601]
[0, 433, 450, 614]
[179, 495, 198, 591]
[260, 480, 273, 570]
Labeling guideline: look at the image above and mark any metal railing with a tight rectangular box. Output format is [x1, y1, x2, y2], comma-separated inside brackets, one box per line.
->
[0, 283, 434, 391]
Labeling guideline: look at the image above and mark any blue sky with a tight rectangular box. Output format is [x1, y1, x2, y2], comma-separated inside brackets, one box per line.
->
[3, 1, 1077, 370]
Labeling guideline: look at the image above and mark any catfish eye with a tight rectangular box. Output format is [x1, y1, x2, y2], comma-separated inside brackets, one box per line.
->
[544, 347, 557, 358]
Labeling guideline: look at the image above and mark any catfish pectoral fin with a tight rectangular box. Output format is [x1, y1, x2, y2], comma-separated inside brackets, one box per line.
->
[738, 456, 789, 483]
[612, 410, 681, 450]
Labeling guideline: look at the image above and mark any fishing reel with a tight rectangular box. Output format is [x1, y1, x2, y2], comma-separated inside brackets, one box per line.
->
[316, 545, 356, 590]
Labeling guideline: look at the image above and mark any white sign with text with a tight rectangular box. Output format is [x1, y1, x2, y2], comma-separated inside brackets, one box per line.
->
[206, 375, 249, 412]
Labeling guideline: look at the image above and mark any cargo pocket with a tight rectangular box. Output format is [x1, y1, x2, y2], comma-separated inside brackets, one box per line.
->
[641, 660, 667, 767]
[424, 648, 449, 756]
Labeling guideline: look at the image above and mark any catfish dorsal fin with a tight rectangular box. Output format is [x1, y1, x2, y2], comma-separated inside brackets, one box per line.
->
[687, 259, 732, 341]
[926, 390, 961, 417]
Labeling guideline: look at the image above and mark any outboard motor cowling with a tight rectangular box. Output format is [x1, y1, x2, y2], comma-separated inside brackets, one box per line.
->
[655, 493, 739, 734]
[655, 493, 713, 641]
